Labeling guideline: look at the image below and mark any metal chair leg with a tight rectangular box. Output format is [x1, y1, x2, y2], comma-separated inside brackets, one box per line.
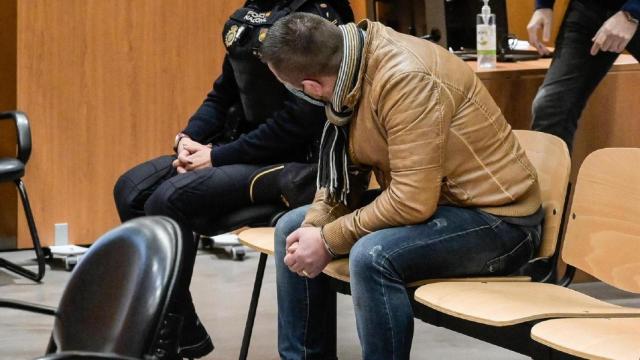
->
[0, 298, 56, 315]
[239, 252, 268, 360]
[0, 179, 45, 282]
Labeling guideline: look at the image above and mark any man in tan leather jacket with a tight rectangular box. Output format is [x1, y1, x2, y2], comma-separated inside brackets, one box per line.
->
[261, 13, 543, 360]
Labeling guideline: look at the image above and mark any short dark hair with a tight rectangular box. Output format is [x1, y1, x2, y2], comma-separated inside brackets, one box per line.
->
[261, 13, 343, 83]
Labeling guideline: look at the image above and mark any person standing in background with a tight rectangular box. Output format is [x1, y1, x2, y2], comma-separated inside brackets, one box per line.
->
[528, 0, 639, 151]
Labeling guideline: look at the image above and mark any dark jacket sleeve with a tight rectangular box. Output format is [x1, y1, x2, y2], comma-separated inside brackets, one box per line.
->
[622, 0, 640, 20]
[208, 0, 351, 166]
[536, 0, 555, 9]
[182, 56, 239, 143]
[211, 97, 325, 166]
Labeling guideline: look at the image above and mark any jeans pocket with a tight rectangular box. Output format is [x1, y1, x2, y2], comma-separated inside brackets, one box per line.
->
[481, 233, 534, 275]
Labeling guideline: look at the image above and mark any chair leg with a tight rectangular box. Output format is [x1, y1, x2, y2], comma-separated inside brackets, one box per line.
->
[239, 252, 268, 360]
[0, 298, 56, 315]
[0, 179, 46, 282]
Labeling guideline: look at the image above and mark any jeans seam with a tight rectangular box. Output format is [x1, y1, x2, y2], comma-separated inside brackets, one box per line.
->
[523, 232, 534, 260]
[475, 210, 503, 229]
[373, 224, 493, 281]
[379, 258, 397, 359]
[303, 278, 309, 360]
[484, 231, 534, 273]
[373, 255, 404, 284]
[490, 218, 503, 229]
[384, 224, 493, 259]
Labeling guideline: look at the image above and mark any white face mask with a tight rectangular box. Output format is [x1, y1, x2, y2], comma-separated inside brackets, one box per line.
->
[284, 83, 326, 107]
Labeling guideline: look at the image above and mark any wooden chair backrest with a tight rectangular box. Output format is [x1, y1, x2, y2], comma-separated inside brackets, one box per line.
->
[513, 130, 571, 258]
[562, 148, 640, 293]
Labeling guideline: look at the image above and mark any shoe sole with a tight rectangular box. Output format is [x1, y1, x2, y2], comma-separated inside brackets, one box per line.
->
[178, 335, 214, 358]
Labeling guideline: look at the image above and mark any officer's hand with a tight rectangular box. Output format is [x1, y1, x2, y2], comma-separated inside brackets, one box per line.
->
[177, 138, 207, 154]
[172, 150, 189, 174]
[183, 145, 213, 171]
[527, 9, 553, 56]
[172, 139, 207, 172]
[172, 147, 192, 173]
[591, 11, 639, 55]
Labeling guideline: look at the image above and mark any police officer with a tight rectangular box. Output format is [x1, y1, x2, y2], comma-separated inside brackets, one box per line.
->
[113, 1, 353, 358]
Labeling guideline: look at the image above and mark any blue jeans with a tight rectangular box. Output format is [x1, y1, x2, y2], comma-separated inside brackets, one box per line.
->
[275, 205, 541, 360]
[531, 0, 640, 152]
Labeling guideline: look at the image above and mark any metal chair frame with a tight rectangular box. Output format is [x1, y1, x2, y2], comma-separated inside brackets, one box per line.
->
[0, 111, 46, 282]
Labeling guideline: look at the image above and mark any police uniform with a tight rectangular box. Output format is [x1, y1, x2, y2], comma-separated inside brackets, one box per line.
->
[115, 0, 351, 227]
[112, 1, 353, 358]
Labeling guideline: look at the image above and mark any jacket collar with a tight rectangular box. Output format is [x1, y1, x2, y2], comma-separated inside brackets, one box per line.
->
[341, 20, 379, 109]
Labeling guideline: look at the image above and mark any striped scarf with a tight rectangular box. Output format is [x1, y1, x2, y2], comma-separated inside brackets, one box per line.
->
[317, 23, 365, 204]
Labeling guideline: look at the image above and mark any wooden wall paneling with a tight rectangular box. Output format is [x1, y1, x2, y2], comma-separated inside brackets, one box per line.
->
[0, 0, 18, 250]
[481, 75, 545, 130]
[0, 180, 16, 250]
[351, 0, 367, 21]
[0, 0, 17, 110]
[16, 0, 243, 247]
[571, 66, 640, 184]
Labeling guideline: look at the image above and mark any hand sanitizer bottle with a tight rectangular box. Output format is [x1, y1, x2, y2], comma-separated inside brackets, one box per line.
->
[477, 0, 496, 69]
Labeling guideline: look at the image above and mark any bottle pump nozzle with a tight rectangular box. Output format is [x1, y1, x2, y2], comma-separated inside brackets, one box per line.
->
[481, 0, 491, 24]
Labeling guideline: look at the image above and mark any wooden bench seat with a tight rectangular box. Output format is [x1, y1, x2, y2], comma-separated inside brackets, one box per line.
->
[415, 282, 640, 327]
[413, 148, 640, 357]
[531, 318, 640, 360]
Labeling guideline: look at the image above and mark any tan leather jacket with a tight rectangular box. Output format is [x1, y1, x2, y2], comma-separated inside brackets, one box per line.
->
[303, 21, 542, 254]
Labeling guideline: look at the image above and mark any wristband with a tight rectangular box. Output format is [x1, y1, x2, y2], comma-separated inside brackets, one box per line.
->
[173, 133, 190, 152]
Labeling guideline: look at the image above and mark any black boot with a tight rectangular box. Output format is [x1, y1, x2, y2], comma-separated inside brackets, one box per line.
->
[152, 312, 183, 360]
[178, 312, 214, 358]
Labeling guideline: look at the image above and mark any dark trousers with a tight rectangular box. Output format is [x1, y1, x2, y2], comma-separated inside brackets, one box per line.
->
[114, 155, 266, 232]
[532, 0, 640, 152]
[113, 155, 269, 325]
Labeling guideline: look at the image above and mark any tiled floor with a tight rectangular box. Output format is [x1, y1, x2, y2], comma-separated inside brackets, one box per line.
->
[1, 248, 638, 359]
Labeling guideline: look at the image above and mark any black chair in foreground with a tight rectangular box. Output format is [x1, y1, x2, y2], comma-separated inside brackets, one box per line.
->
[0, 111, 46, 282]
[0, 216, 184, 360]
